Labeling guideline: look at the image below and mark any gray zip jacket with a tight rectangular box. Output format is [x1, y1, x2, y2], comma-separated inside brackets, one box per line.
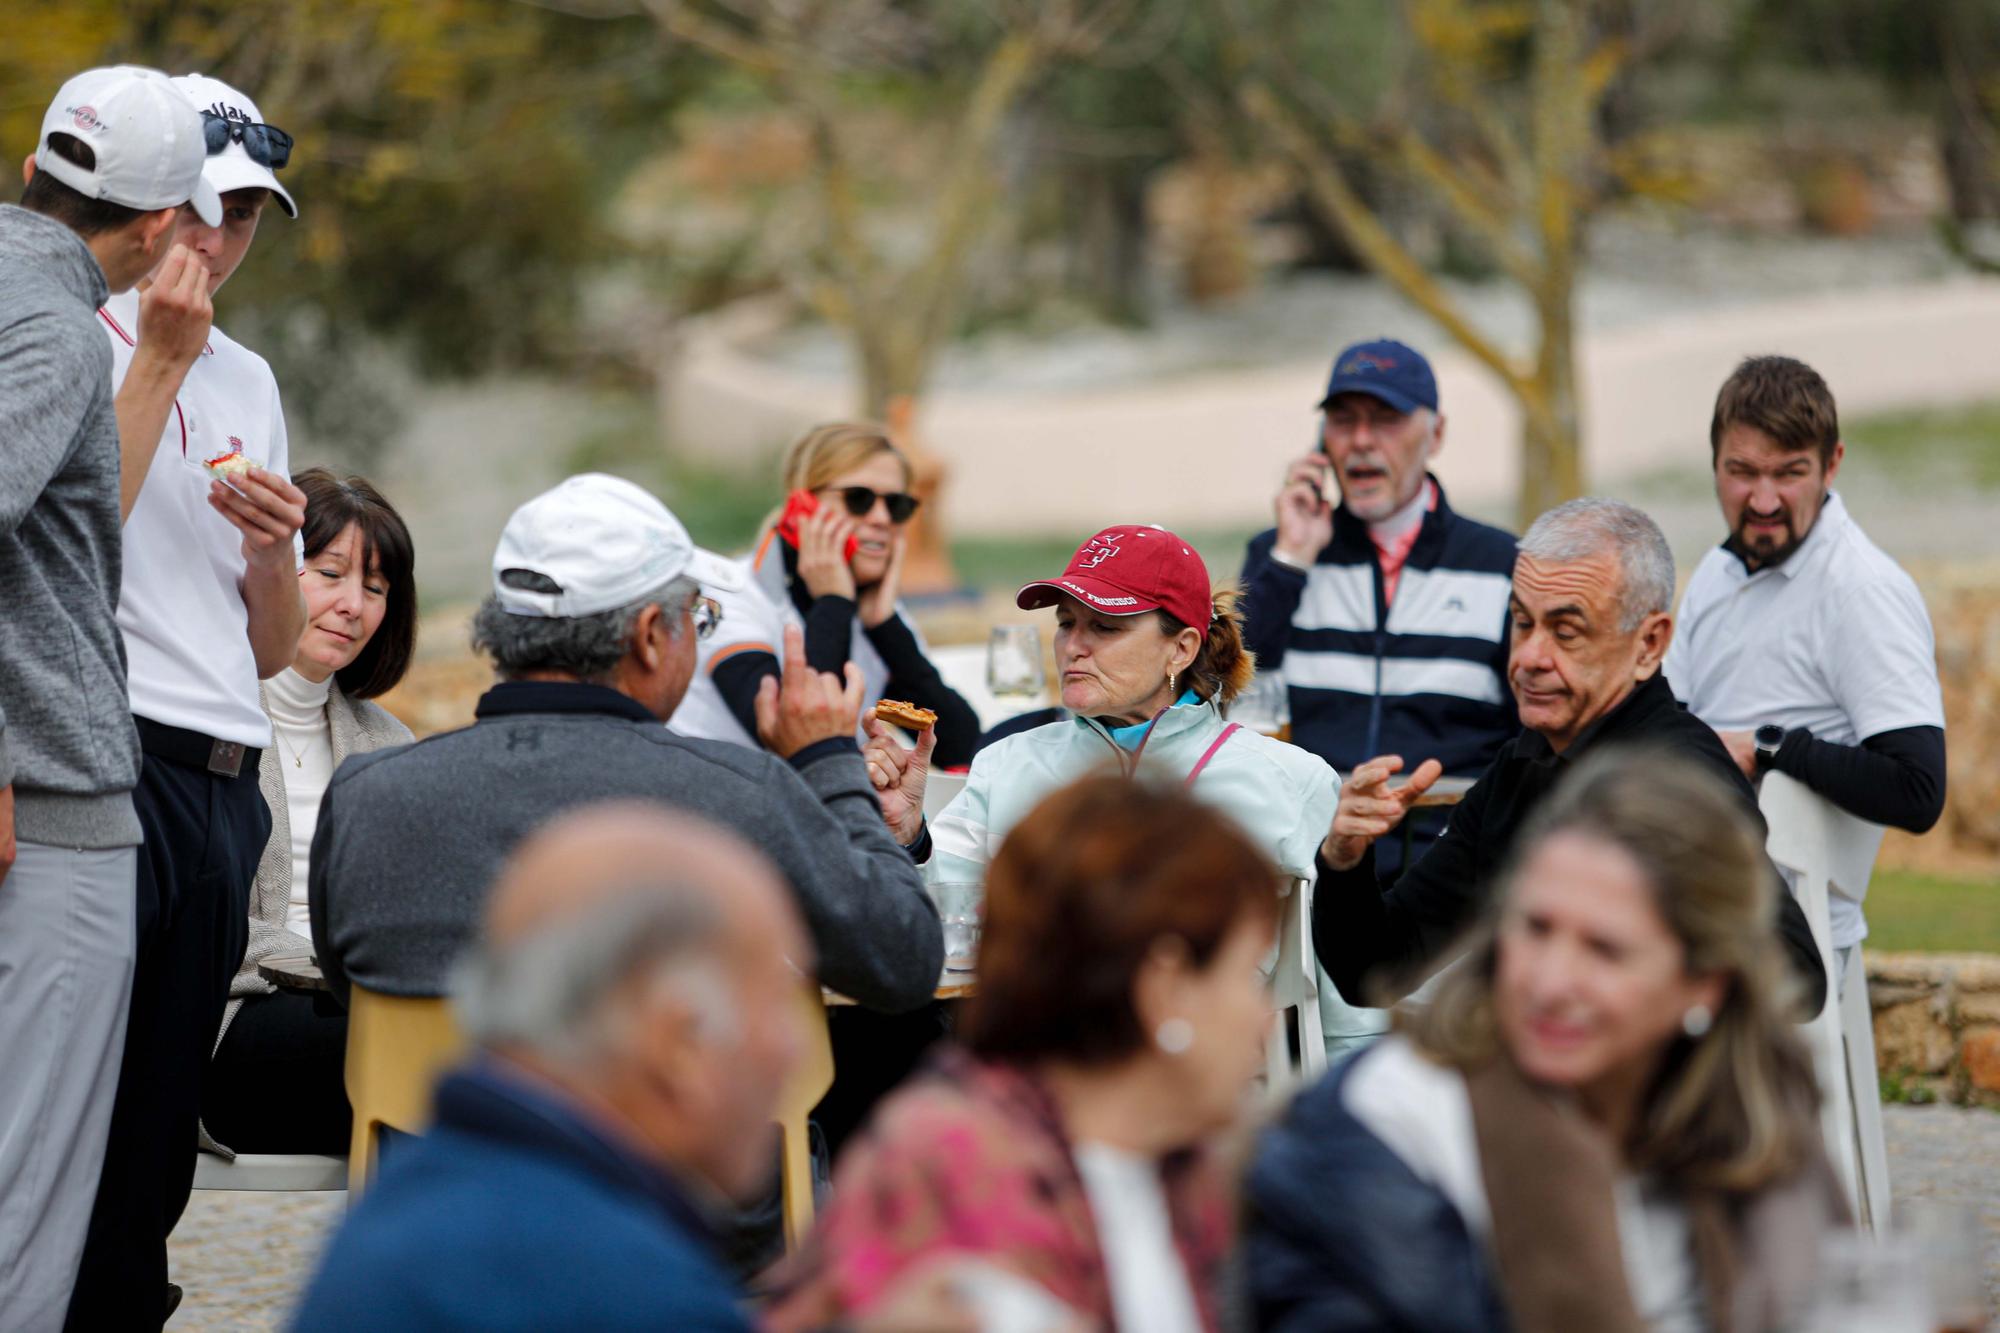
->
[0, 205, 141, 847]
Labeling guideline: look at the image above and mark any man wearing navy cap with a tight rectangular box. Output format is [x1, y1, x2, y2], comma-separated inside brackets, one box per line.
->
[1240, 339, 1518, 1049]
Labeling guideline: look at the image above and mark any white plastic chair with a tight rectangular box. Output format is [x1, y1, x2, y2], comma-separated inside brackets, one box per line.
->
[192, 1151, 347, 1192]
[1265, 878, 1327, 1097]
[1759, 770, 1891, 1232]
[923, 769, 969, 819]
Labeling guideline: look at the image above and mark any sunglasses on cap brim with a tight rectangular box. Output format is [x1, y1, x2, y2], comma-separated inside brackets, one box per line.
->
[824, 485, 921, 524]
[202, 112, 293, 170]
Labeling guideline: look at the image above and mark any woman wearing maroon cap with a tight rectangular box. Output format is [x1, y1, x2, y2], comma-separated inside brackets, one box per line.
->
[865, 525, 1341, 887]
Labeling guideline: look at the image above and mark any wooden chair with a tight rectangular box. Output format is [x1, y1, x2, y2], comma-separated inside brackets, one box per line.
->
[343, 985, 466, 1196]
[775, 983, 837, 1249]
[1265, 877, 1327, 1097]
[192, 1151, 347, 1193]
[1759, 771, 1892, 1232]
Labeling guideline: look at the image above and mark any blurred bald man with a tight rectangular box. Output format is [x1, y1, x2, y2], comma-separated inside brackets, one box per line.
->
[292, 803, 969, 1332]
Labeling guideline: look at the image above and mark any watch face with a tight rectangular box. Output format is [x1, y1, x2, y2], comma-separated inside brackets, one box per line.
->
[1755, 724, 1785, 749]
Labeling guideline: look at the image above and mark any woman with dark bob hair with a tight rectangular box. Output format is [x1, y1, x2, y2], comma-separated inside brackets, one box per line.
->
[1246, 747, 1845, 1332]
[200, 468, 418, 1158]
[766, 775, 1280, 1332]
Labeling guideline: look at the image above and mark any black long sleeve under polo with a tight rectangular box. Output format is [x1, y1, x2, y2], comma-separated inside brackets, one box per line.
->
[1312, 673, 1830, 1019]
[1768, 724, 1946, 834]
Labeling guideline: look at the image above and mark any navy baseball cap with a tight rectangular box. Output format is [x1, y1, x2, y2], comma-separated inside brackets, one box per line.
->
[1317, 338, 1438, 414]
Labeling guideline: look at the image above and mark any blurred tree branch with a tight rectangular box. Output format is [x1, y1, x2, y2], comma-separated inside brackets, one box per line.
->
[1212, 0, 1653, 525]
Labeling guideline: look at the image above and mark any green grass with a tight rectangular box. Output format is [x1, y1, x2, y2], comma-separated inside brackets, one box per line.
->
[1844, 400, 2000, 491]
[1863, 868, 2000, 954]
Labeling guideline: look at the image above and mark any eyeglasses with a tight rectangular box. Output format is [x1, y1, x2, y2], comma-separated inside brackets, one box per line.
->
[691, 597, 723, 641]
[201, 112, 293, 170]
[823, 486, 921, 524]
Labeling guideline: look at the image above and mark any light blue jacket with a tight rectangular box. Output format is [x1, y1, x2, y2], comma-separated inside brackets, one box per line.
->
[929, 696, 1338, 883]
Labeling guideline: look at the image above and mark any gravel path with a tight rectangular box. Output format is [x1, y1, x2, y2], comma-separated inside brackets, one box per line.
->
[163, 1103, 2000, 1329]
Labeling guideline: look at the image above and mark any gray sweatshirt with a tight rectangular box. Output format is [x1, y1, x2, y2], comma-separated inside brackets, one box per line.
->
[309, 682, 945, 1013]
[0, 205, 141, 847]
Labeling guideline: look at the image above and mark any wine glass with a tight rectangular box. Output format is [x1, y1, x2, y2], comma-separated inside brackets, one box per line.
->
[1227, 669, 1291, 740]
[987, 625, 1046, 700]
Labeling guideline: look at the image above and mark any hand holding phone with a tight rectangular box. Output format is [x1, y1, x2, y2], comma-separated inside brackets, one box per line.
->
[777, 489, 860, 562]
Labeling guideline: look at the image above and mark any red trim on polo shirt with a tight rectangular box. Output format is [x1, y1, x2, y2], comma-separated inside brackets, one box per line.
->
[1374, 480, 1439, 606]
[97, 306, 213, 356]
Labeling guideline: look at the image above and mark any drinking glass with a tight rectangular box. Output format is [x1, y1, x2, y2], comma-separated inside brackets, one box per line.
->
[1803, 1229, 1935, 1333]
[1905, 1201, 1990, 1332]
[1227, 669, 1291, 740]
[929, 881, 982, 973]
[987, 626, 1046, 700]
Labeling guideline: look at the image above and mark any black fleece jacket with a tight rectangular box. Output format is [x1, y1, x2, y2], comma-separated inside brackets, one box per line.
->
[1313, 673, 1830, 1019]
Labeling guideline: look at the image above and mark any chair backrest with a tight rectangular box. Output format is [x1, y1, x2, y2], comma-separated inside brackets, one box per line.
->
[773, 982, 837, 1249]
[344, 985, 467, 1195]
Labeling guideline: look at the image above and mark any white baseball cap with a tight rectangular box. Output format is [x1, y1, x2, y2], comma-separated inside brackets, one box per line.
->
[37, 66, 222, 226]
[492, 474, 746, 619]
[172, 73, 296, 219]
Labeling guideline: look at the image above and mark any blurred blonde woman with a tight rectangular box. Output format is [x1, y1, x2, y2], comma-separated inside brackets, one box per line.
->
[672, 422, 978, 765]
[1246, 746, 1844, 1332]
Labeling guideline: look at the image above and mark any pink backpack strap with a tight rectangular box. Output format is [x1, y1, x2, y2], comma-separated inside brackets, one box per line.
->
[1184, 723, 1242, 787]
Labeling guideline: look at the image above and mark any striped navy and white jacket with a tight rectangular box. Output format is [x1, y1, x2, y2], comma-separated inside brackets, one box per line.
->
[1240, 475, 1518, 786]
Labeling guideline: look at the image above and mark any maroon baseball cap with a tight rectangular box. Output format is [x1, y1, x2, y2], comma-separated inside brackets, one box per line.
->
[1016, 526, 1214, 630]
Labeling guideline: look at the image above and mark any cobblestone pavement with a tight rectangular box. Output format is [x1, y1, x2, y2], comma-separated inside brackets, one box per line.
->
[165, 1104, 2000, 1329]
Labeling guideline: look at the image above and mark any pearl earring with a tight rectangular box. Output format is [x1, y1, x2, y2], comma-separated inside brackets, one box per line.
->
[1681, 1004, 1713, 1039]
[1155, 1017, 1194, 1055]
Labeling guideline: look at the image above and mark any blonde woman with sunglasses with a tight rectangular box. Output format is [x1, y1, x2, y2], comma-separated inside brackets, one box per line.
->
[673, 422, 979, 767]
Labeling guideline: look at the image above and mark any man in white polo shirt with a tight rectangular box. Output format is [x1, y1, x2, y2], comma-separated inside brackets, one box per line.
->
[66, 73, 308, 1329]
[1665, 355, 1946, 984]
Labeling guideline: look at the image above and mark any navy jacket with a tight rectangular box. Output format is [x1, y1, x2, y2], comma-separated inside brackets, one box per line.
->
[292, 1061, 752, 1332]
[1241, 476, 1518, 781]
[1245, 1054, 1510, 1332]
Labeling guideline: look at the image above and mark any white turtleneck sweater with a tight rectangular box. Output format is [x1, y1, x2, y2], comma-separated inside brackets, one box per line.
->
[264, 667, 335, 937]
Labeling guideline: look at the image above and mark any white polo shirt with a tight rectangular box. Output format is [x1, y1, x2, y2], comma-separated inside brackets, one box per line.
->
[1665, 492, 1944, 947]
[101, 289, 297, 748]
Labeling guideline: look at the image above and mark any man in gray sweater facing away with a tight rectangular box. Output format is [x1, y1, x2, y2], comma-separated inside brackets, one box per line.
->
[0, 66, 222, 1331]
[310, 473, 945, 1014]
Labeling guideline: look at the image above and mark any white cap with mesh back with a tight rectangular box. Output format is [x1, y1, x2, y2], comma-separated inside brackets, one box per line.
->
[37, 66, 221, 225]
[492, 474, 746, 619]
[171, 73, 296, 219]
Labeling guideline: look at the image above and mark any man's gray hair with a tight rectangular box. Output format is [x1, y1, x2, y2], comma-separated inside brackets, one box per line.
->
[1518, 498, 1674, 633]
[470, 574, 700, 682]
[452, 880, 737, 1068]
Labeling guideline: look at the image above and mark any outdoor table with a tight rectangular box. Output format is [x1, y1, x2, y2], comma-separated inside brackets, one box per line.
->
[260, 952, 330, 993]
[1388, 774, 1476, 866]
[823, 972, 975, 1007]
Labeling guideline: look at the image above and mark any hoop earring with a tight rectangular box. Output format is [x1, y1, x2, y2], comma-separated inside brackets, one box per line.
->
[1681, 1004, 1713, 1039]
[1155, 1017, 1194, 1055]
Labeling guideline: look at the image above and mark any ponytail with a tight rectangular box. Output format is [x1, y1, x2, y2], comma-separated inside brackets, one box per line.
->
[1180, 585, 1256, 708]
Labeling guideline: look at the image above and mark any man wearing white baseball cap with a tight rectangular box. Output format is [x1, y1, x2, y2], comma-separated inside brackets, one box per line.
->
[0, 63, 220, 1333]
[64, 71, 313, 1329]
[308, 467, 943, 1021]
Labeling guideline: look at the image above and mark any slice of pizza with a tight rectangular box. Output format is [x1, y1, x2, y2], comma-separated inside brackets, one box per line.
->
[873, 699, 938, 731]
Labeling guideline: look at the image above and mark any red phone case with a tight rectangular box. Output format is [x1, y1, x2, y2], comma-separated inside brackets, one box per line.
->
[776, 489, 859, 562]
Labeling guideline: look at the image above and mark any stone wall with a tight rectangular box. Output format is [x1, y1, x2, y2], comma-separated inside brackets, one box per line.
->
[1878, 568, 2000, 877]
[1870, 952, 2000, 1103]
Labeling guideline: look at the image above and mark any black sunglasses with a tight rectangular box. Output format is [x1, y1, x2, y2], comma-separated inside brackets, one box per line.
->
[201, 112, 293, 170]
[826, 485, 921, 524]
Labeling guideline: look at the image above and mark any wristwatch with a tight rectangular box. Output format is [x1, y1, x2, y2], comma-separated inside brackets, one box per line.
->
[1753, 724, 1786, 772]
